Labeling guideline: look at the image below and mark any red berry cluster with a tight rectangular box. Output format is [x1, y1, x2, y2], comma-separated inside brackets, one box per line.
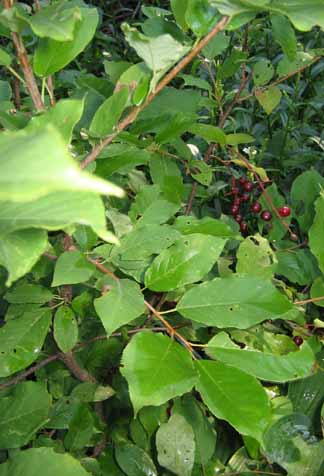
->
[228, 177, 291, 235]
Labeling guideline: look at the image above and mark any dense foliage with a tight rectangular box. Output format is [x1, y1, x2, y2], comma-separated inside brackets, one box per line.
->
[1, 0, 324, 475]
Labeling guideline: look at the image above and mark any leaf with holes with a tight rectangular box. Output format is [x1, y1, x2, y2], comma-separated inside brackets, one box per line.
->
[0, 308, 51, 377]
[145, 234, 227, 291]
[94, 279, 145, 336]
[177, 276, 293, 328]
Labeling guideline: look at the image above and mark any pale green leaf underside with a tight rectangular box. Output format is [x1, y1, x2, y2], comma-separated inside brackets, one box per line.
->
[0, 125, 123, 203]
[0, 191, 117, 243]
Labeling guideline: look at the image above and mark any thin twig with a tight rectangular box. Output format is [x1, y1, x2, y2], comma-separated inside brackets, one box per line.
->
[295, 296, 324, 306]
[238, 56, 321, 103]
[185, 182, 198, 215]
[80, 16, 230, 169]
[4, 0, 45, 111]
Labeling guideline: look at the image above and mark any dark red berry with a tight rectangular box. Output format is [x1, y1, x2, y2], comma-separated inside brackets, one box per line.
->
[235, 214, 243, 223]
[240, 222, 248, 233]
[243, 181, 254, 192]
[231, 187, 239, 195]
[231, 205, 240, 216]
[293, 336, 303, 346]
[261, 210, 272, 221]
[279, 206, 291, 217]
[233, 197, 241, 206]
[241, 193, 250, 202]
[251, 202, 262, 214]
[239, 177, 247, 185]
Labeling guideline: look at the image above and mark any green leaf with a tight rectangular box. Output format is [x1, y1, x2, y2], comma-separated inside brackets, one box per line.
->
[0, 46, 12, 66]
[177, 276, 293, 328]
[89, 88, 129, 138]
[0, 448, 90, 476]
[54, 305, 78, 353]
[0, 229, 48, 286]
[207, 332, 315, 382]
[252, 59, 274, 86]
[195, 360, 271, 441]
[185, 0, 219, 37]
[275, 249, 319, 286]
[291, 170, 324, 232]
[137, 200, 181, 227]
[289, 370, 324, 423]
[277, 51, 314, 77]
[311, 277, 324, 308]
[25, 2, 81, 41]
[26, 98, 84, 145]
[145, 234, 226, 291]
[174, 216, 237, 238]
[71, 382, 115, 402]
[150, 154, 184, 204]
[210, 0, 324, 32]
[112, 224, 181, 261]
[171, 0, 189, 31]
[236, 234, 275, 279]
[0, 382, 51, 449]
[64, 404, 94, 451]
[188, 123, 226, 146]
[52, 250, 95, 286]
[122, 24, 190, 88]
[94, 279, 145, 336]
[0, 308, 51, 377]
[263, 414, 324, 476]
[96, 146, 150, 178]
[256, 85, 282, 115]
[226, 132, 255, 145]
[271, 14, 297, 61]
[34, 7, 99, 76]
[202, 31, 230, 59]
[0, 125, 123, 203]
[156, 414, 195, 476]
[5, 282, 53, 304]
[121, 332, 197, 414]
[115, 443, 157, 476]
[309, 195, 324, 275]
[174, 395, 216, 465]
[0, 191, 118, 243]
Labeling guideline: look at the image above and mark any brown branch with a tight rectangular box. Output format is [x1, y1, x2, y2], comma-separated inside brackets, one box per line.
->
[0, 354, 61, 391]
[295, 296, 324, 306]
[61, 351, 96, 383]
[144, 300, 194, 353]
[3, 0, 45, 111]
[185, 182, 198, 215]
[80, 15, 230, 170]
[238, 56, 321, 103]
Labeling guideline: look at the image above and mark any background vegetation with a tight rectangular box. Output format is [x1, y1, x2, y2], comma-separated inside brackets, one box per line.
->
[0, 1, 324, 475]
